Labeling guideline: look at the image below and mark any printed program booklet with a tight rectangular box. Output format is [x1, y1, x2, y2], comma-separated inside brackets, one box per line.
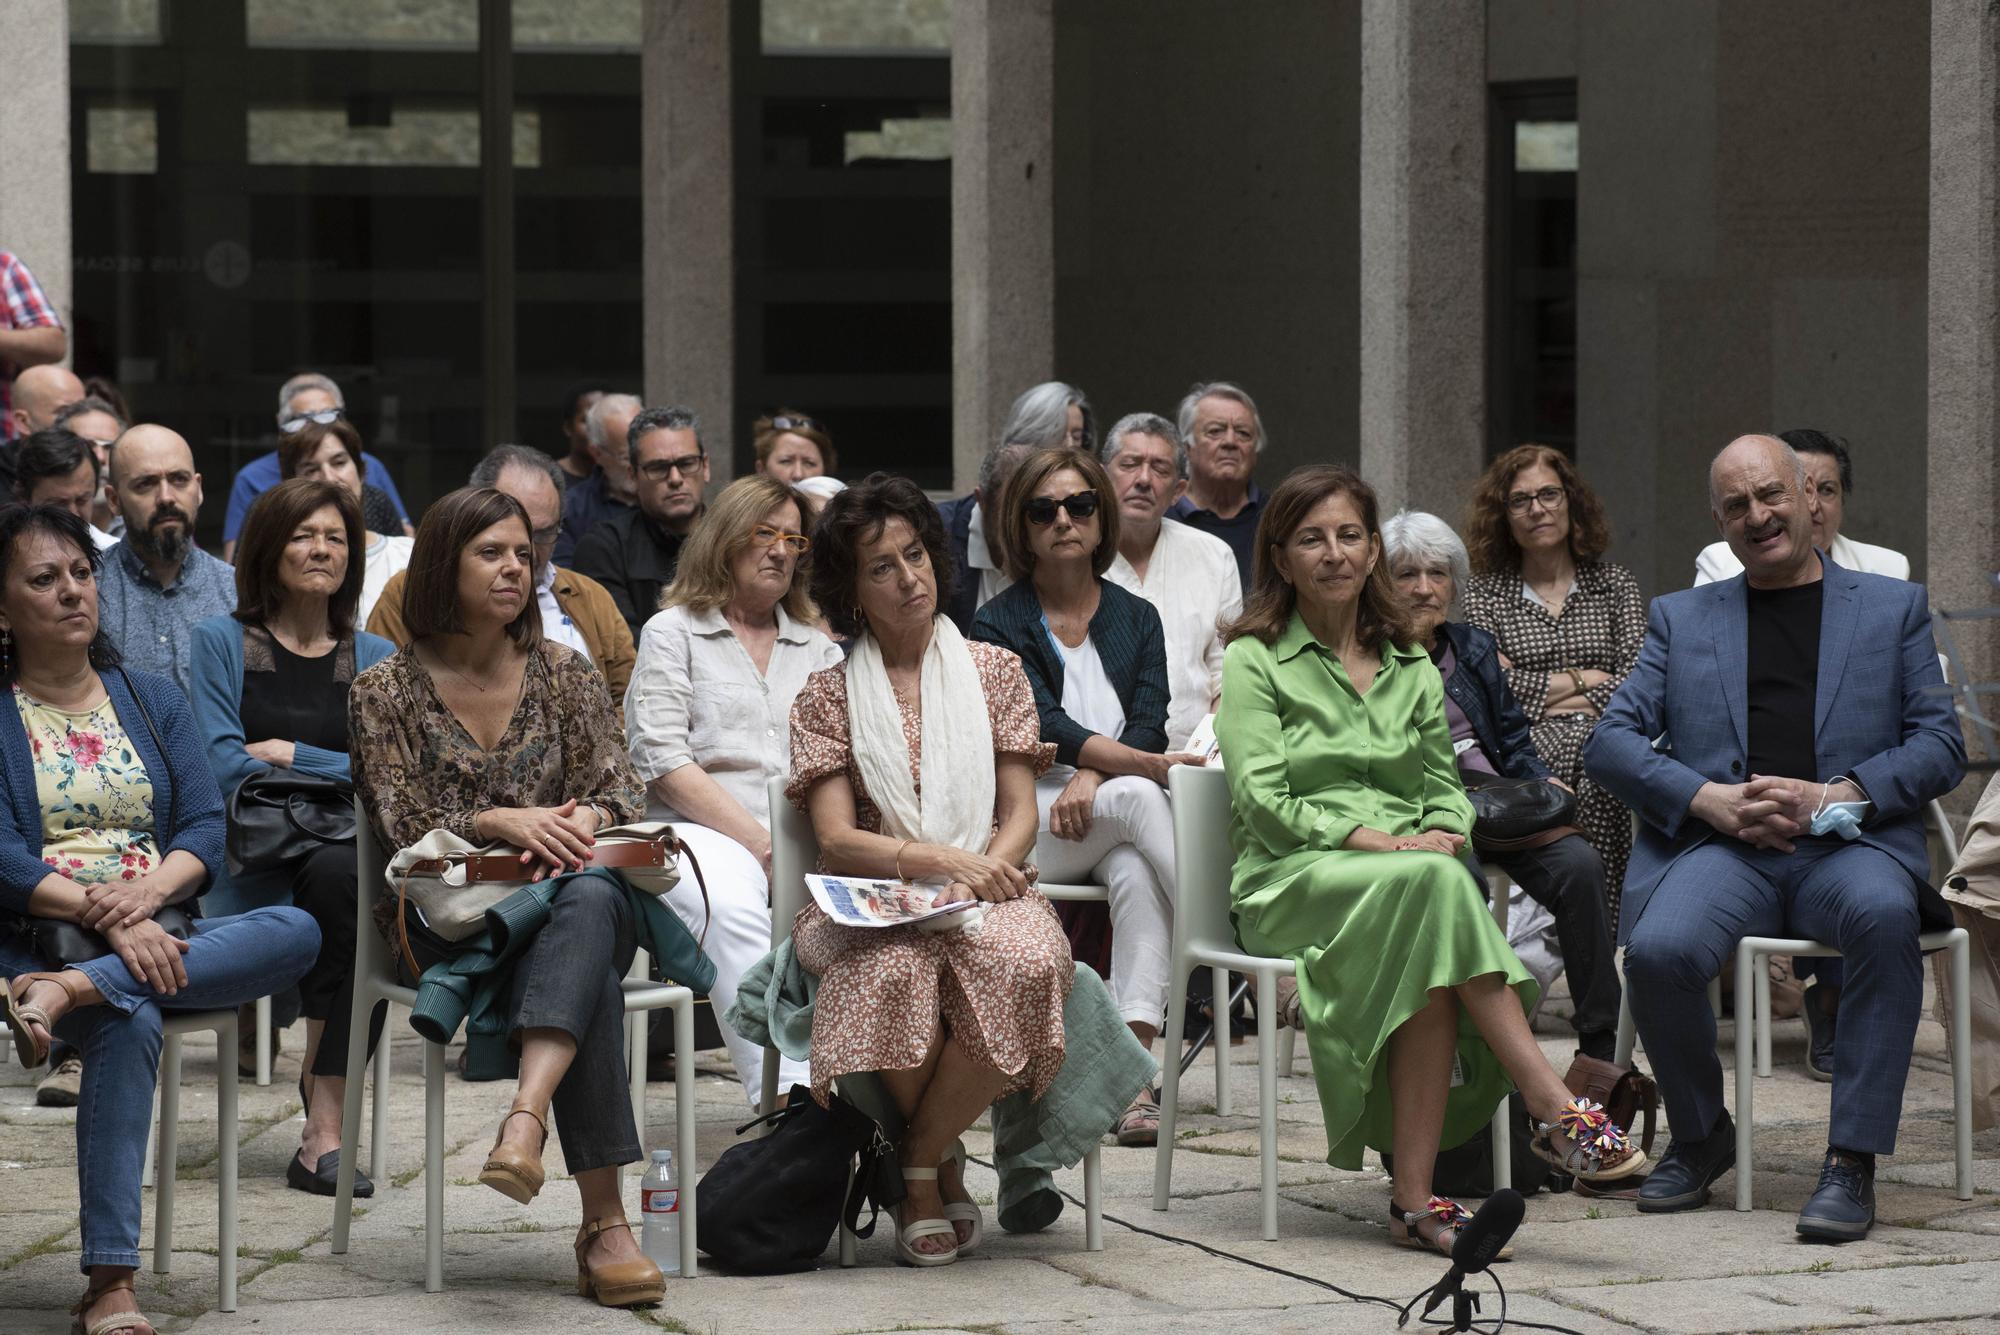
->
[805, 874, 976, 929]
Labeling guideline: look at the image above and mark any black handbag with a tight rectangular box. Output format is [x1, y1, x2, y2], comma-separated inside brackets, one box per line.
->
[694, 1083, 900, 1273]
[1463, 774, 1577, 853]
[227, 767, 355, 876]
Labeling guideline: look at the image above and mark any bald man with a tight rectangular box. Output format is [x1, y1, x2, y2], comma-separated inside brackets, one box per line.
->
[0, 364, 86, 493]
[97, 425, 237, 695]
[1584, 433, 1964, 1241]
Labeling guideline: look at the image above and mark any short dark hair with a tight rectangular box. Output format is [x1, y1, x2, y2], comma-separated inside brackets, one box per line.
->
[560, 380, 611, 426]
[279, 416, 367, 484]
[469, 443, 566, 499]
[998, 447, 1121, 582]
[628, 405, 701, 470]
[0, 505, 122, 683]
[233, 479, 365, 638]
[1780, 427, 1855, 495]
[403, 487, 542, 650]
[808, 473, 955, 640]
[11, 428, 97, 499]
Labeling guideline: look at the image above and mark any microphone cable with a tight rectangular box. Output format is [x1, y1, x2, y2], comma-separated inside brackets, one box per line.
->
[965, 1153, 1592, 1335]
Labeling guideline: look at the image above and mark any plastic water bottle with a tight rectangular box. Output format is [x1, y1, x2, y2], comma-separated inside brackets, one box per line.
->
[639, 1149, 681, 1274]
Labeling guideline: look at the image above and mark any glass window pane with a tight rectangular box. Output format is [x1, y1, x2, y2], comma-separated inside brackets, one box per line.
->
[246, 106, 540, 169]
[70, 0, 162, 45]
[762, 0, 950, 55]
[845, 114, 950, 164]
[246, 0, 478, 50]
[1515, 121, 1578, 173]
[512, 0, 641, 51]
[86, 103, 157, 174]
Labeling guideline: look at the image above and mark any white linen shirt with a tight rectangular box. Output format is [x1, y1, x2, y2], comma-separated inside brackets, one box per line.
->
[360, 532, 415, 633]
[1692, 533, 1910, 586]
[1104, 517, 1243, 751]
[625, 602, 843, 827]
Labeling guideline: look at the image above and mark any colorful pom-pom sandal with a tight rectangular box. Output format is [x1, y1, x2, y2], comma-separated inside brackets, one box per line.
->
[1529, 1097, 1647, 1181]
[1389, 1196, 1513, 1261]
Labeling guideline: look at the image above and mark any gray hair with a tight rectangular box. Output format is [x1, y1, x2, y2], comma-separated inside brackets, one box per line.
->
[1100, 412, 1188, 481]
[584, 392, 643, 451]
[1175, 380, 1266, 451]
[276, 372, 344, 425]
[1000, 380, 1092, 451]
[54, 395, 126, 433]
[1381, 509, 1471, 606]
[469, 443, 566, 499]
[627, 404, 701, 469]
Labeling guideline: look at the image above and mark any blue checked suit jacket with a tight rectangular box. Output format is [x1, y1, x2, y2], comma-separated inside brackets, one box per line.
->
[1583, 554, 1965, 942]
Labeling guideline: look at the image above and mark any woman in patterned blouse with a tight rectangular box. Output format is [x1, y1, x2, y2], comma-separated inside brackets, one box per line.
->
[349, 487, 665, 1309]
[1461, 445, 1646, 920]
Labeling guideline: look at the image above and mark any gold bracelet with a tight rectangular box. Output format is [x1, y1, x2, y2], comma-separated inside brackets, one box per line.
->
[895, 840, 911, 881]
[1565, 668, 1587, 698]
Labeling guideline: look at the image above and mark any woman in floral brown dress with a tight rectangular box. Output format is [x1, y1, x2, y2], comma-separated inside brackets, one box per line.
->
[350, 486, 666, 1309]
[1462, 445, 1645, 922]
[788, 473, 1071, 1268]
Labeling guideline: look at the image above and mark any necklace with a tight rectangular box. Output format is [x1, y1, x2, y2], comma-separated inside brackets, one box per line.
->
[429, 645, 517, 694]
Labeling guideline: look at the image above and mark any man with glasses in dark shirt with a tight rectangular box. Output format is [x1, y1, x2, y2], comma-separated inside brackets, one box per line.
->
[572, 404, 709, 641]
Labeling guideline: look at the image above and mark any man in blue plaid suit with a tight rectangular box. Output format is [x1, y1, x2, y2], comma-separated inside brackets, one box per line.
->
[1584, 433, 1964, 1241]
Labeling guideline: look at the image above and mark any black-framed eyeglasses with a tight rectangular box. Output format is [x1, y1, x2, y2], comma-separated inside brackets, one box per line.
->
[1025, 491, 1099, 526]
[751, 524, 811, 555]
[1504, 485, 1566, 515]
[638, 452, 705, 482]
[530, 524, 560, 547]
[279, 408, 343, 434]
[770, 415, 820, 435]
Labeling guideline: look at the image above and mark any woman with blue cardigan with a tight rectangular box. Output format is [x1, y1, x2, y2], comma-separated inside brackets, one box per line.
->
[190, 479, 393, 1199]
[0, 504, 319, 1335]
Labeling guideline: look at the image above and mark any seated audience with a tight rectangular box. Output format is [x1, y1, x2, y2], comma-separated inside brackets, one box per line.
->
[52, 396, 126, 538]
[0, 505, 317, 1335]
[555, 381, 609, 484]
[1218, 466, 1643, 1259]
[555, 392, 641, 566]
[625, 474, 841, 1104]
[789, 474, 1073, 1265]
[752, 409, 836, 483]
[223, 373, 411, 562]
[1462, 444, 1643, 919]
[11, 427, 115, 549]
[572, 405, 709, 643]
[973, 448, 1186, 1146]
[278, 417, 414, 627]
[351, 486, 667, 1308]
[937, 438, 1034, 634]
[97, 425, 237, 697]
[1585, 434, 1964, 1239]
[1167, 381, 1267, 590]
[368, 445, 635, 715]
[1099, 412, 1242, 751]
[1382, 509, 1621, 1062]
[1694, 428, 1907, 585]
[190, 478, 395, 1199]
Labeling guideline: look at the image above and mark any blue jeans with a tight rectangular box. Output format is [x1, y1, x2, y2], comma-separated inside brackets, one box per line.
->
[0, 907, 320, 1270]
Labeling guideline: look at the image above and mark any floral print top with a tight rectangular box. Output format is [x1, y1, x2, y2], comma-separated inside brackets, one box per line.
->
[16, 687, 159, 884]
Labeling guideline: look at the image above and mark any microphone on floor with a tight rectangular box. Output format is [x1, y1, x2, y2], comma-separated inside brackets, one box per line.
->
[1404, 1188, 1524, 1331]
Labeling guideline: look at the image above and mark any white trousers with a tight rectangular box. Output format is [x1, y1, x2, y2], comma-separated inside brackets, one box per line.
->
[664, 821, 808, 1105]
[1032, 773, 1178, 1028]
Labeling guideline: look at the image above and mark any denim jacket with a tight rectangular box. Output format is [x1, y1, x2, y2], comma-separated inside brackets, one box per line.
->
[1435, 620, 1553, 783]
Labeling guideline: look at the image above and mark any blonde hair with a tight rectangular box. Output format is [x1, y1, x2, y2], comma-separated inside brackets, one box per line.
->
[658, 474, 818, 622]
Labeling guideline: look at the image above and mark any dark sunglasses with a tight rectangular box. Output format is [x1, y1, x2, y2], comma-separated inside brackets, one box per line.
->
[279, 408, 343, 434]
[1025, 491, 1099, 525]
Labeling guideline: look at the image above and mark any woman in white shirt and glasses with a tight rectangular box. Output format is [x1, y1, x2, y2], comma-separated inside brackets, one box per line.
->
[624, 474, 842, 1105]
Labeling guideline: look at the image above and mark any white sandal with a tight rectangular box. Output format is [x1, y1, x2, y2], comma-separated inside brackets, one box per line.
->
[895, 1166, 959, 1267]
[940, 1139, 983, 1254]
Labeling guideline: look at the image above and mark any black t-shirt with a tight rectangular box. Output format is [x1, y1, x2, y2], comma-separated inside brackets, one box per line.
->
[240, 637, 351, 756]
[1744, 580, 1823, 780]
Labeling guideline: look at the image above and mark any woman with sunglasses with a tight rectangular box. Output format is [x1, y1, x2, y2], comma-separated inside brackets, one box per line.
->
[972, 447, 1193, 1147]
[624, 475, 840, 1106]
[751, 409, 836, 484]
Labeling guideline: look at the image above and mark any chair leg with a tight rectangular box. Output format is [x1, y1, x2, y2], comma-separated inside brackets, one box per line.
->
[217, 1014, 239, 1314]
[1952, 933, 1974, 1200]
[154, 1034, 182, 1274]
[1490, 1098, 1512, 1192]
[1255, 966, 1279, 1242]
[838, 1158, 859, 1267]
[627, 1011, 646, 1174]
[255, 994, 272, 1088]
[1613, 984, 1638, 1068]
[675, 997, 698, 1279]
[1212, 966, 1232, 1117]
[142, 1083, 159, 1191]
[760, 1044, 781, 1123]
[424, 1040, 446, 1292]
[1278, 1025, 1298, 1077]
[333, 984, 378, 1255]
[370, 1009, 390, 1186]
[1153, 957, 1192, 1211]
[1755, 952, 1773, 1078]
[1734, 941, 1755, 1212]
[1083, 1145, 1103, 1251]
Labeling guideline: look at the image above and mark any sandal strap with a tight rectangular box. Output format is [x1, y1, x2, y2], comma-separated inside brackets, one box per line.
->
[501, 1105, 549, 1142]
[1546, 1097, 1633, 1163]
[1392, 1195, 1472, 1231]
[574, 1217, 634, 1255]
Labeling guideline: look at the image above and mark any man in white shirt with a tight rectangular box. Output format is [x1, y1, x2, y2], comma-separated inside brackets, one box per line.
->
[1100, 412, 1243, 752]
[1693, 428, 1909, 585]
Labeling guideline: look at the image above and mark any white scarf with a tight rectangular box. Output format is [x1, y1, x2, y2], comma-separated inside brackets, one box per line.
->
[844, 616, 995, 853]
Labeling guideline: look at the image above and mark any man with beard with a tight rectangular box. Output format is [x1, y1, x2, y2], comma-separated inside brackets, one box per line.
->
[96, 424, 237, 696]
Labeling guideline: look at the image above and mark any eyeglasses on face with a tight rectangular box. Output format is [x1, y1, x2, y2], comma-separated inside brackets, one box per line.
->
[530, 524, 561, 547]
[1505, 485, 1567, 515]
[750, 524, 811, 555]
[279, 408, 343, 434]
[638, 452, 706, 482]
[1025, 491, 1099, 526]
[770, 415, 820, 435]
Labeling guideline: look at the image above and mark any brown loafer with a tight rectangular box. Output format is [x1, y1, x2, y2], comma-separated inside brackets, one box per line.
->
[574, 1218, 664, 1307]
[479, 1105, 549, 1204]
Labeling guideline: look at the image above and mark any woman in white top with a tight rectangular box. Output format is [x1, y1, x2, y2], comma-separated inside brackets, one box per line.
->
[972, 448, 1196, 1146]
[279, 417, 414, 627]
[625, 474, 842, 1104]
[1693, 428, 1909, 585]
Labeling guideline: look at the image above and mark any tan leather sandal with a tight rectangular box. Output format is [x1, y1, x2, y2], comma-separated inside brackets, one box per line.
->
[69, 1276, 155, 1335]
[478, 1105, 549, 1204]
[573, 1217, 664, 1307]
[7, 970, 88, 1068]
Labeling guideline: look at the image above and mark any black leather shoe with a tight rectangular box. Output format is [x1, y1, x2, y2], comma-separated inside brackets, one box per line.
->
[1636, 1112, 1735, 1212]
[1801, 984, 1836, 1083]
[288, 1149, 372, 1199]
[1796, 1151, 1874, 1241]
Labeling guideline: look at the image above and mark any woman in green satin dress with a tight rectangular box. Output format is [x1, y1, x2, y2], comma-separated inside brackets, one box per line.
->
[1216, 465, 1645, 1257]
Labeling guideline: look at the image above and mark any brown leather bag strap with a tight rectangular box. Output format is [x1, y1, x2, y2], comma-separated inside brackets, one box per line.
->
[395, 870, 421, 983]
[678, 841, 710, 949]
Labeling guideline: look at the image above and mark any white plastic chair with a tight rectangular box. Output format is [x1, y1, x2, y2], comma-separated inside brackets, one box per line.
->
[332, 801, 700, 1288]
[138, 1009, 240, 1312]
[761, 775, 1106, 1260]
[1153, 765, 1511, 1241]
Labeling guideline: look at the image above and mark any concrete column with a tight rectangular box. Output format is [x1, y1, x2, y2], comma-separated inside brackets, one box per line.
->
[1930, 0, 2000, 750]
[642, 0, 736, 482]
[0, 3, 71, 359]
[951, 0, 1054, 493]
[1357, 0, 1486, 516]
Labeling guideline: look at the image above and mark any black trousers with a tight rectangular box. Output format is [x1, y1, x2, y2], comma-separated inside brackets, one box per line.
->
[291, 841, 385, 1078]
[1490, 834, 1621, 1061]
